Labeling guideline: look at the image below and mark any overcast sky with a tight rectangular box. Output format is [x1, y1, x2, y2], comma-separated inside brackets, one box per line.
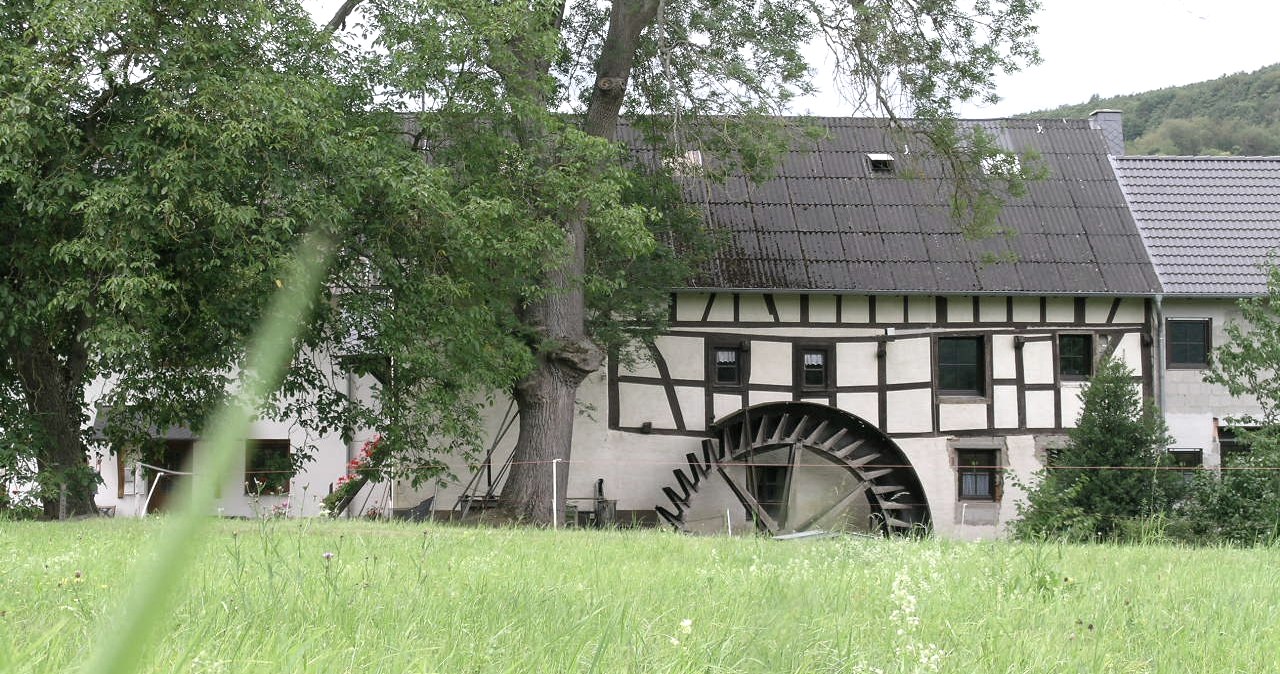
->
[798, 0, 1280, 118]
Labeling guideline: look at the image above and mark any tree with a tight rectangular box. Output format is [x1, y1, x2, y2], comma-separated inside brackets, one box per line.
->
[0, 0, 507, 516]
[321, 0, 1043, 522]
[1013, 358, 1178, 541]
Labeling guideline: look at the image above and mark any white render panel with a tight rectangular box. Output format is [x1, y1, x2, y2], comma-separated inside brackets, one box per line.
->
[774, 295, 802, 322]
[676, 293, 708, 322]
[1012, 297, 1039, 322]
[836, 342, 879, 387]
[877, 296, 905, 323]
[1113, 332, 1144, 371]
[1113, 298, 1144, 323]
[1045, 297, 1074, 322]
[1162, 299, 1262, 421]
[1024, 390, 1056, 428]
[673, 326, 884, 338]
[675, 386, 706, 432]
[739, 294, 772, 322]
[809, 294, 838, 323]
[993, 385, 1019, 428]
[885, 337, 931, 384]
[749, 341, 792, 386]
[907, 296, 934, 323]
[1022, 340, 1055, 384]
[992, 335, 1017, 380]
[886, 388, 933, 433]
[749, 390, 793, 406]
[1060, 382, 1085, 428]
[836, 392, 879, 424]
[1085, 298, 1112, 324]
[979, 297, 1005, 323]
[618, 382, 678, 430]
[619, 353, 660, 379]
[1001, 434, 1041, 534]
[946, 296, 973, 323]
[655, 335, 704, 381]
[840, 295, 870, 323]
[1167, 413, 1218, 467]
[713, 393, 744, 421]
[894, 437, 958, 536]
[939, 403, 987, 431]
[707, 293, 734, 321]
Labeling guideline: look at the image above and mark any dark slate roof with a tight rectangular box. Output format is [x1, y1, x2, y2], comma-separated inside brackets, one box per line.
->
[1112, 156, 1280, 297]
[624, 118, 1161, 295]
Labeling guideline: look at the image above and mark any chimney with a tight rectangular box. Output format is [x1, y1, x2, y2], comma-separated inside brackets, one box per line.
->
[1089, 109, 1124, 156]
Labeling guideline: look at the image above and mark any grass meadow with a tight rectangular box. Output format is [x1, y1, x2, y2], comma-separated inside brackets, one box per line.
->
[2, 519, 1278, 674]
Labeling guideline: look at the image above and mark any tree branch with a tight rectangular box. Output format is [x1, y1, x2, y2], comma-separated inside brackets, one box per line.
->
[324, 0, 363, 35]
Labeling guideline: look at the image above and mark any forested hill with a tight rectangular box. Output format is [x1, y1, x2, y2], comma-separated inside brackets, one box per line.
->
[1019, 63, 1280, 155]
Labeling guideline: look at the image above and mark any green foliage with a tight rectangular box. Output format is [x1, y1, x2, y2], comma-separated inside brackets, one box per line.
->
[1022, 63, 1280, 155]
[1013, 358, 1178, 541]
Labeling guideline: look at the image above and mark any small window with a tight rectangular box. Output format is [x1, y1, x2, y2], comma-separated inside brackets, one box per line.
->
[245, 439, 294, 496]
[1219, 427, 1254, 467]
[867, 152, 895, 174]
[957, 449, 999, 501]
[1059, 334, 1093, 378]
[1167, 319, 1211, 368]
[711, 346, 744, 387]
[938, 336, 985, 396]
[1168, 448, 1203, 483]
[796, 347, 832, 390]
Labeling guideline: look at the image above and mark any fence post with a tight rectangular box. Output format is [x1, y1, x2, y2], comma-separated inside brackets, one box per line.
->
[551, 459, 561, 530]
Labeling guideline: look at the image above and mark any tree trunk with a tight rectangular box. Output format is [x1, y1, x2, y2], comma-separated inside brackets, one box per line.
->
[11, 326, 97, 518]
[498, 0, 663, 524]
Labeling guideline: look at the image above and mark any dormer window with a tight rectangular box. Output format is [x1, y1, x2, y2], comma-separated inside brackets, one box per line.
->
[867, 152, 895, 175]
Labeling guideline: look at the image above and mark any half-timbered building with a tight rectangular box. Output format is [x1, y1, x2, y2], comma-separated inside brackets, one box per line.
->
[402, 113, 1166, 539]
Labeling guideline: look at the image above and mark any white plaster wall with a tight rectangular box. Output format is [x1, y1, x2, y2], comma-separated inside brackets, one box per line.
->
[810, 295, 838, 322]
[947, 296, 974, 322]
[885, 337, 931, 384]
[836, 342, 879, 387]
[1022, 340, 1055, 384]
[992, 335, 1017, 379]
[676, 292, 708, 321]
[1025, 390, 1056, 428]
[1000, 435, 1041, 536]
[840, 296, 870, 323]
[1045, 297, 1074, 323]
[739, 294, 772, 322]
[749, 341, 792, 386]
[773, 295, 802, 322]
[907, 296, 934, 324]
[675, 386, 706, 432]
[655, 335, 704, 381]
[886, 389, 933, 433]
[1059, 382, 1085, 428]
[749, 390, 793, 406]
[979, 297, 1005, 323]
[707, 293, 734, 321]
[1011, 297, 1039, 322]
[877, 296, 905, 323]
[939, 403, 987, 431]
[1112, 332, 1144, 372]
[836, 392, 879, 425]
[1114, 298, 1145, 323]
[993, 386, 1019, 428]
[617, 382, 677, 429]
[713, 393, 744, 421]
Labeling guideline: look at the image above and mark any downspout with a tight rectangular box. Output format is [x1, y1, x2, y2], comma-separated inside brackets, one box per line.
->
[1153, 294, 1165, 412]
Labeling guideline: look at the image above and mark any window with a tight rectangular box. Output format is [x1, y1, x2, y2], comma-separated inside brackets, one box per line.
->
[245, 439, 294, 495]
[938, 336, 985, 396]
[711, 345, 745, 387]
[1219, 427, 1254, 467]
[1058, 333, 1094, 378]
[867, 152, 895, 174]
[1167, 319, 1211, 368]
[796, 346, 832, 391]
[957, 449, 999, 501]
[1168, 449, 1203, 483]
